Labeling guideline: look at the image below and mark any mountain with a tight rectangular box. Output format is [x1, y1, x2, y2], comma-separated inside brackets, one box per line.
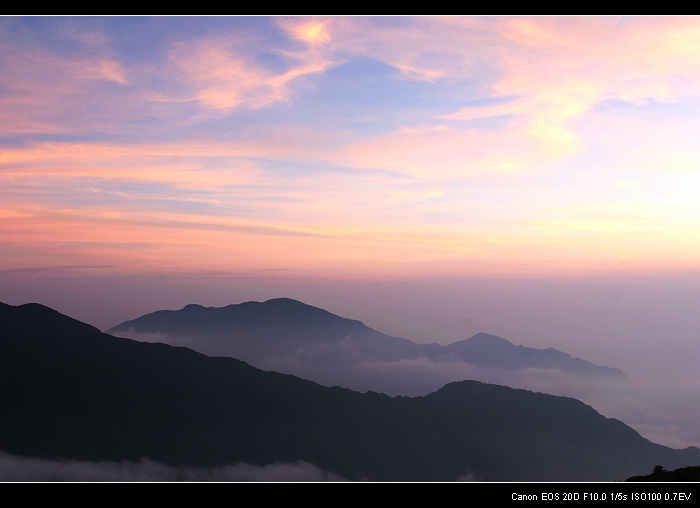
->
[109, 298, 626, 378]
[442, 333, 624, 376]
[2, 300, 698, 481]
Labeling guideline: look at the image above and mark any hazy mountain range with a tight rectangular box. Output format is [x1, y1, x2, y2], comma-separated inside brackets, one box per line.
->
[2, 300, 698, 481]
[108, 298, 625, 396]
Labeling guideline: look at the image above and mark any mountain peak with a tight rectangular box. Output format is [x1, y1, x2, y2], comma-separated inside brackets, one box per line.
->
[0, 301, 101, 338]
[464, 332, 514, 347]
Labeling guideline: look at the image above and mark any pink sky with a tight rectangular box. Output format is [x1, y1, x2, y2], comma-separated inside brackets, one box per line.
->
[1, 17, 699, 277]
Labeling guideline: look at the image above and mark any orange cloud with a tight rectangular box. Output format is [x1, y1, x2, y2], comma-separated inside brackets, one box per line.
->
[287, 20, 332, 46]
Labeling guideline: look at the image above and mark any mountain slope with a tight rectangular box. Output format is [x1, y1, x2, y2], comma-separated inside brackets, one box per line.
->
[2, 301, 696, 481]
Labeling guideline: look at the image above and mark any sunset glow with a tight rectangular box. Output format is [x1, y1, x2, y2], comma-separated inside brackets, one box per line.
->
[1, 16, 699, 279]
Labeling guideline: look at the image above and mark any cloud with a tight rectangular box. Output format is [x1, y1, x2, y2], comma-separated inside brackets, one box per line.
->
[169, 31, 335, 112]
[80, 60, 129, 85]
[324, 17, 700, 171]
[456, 470, 481, 482]
[0, 453, 345, 481]
[286, 20, 332, 46]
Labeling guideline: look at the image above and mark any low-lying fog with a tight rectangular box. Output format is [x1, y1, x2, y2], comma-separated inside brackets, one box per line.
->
[0, 453, 344, 481]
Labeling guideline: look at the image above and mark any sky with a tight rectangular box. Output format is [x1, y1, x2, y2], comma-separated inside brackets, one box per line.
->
[1, 17, 700, 449]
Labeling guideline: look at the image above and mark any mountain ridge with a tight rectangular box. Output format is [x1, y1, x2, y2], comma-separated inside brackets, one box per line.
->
[109, 297, 626, 378]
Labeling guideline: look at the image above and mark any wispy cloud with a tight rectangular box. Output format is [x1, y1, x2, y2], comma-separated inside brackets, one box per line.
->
[169, 22, 336, 112]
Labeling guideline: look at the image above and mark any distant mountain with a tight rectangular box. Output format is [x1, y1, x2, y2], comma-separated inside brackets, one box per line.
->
[109, 298, 626, 379]
[2, 301, 697, 481]
[442, 333, 625, 377]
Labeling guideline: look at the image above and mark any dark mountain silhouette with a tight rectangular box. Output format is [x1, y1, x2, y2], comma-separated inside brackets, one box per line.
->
[109, 298, 626, 378]
[2, 300, 698, 481]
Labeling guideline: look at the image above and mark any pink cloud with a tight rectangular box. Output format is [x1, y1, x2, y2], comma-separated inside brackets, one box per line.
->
[169, 32, 336, 112]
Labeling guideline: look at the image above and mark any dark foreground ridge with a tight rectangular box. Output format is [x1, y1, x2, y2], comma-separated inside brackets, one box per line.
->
[109, 298, 626, 378]
[3, 301, 697, 481]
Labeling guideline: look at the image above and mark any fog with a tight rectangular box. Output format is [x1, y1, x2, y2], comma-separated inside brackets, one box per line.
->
[0, 452, 345, 481]
[1, 269, 699, 449]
